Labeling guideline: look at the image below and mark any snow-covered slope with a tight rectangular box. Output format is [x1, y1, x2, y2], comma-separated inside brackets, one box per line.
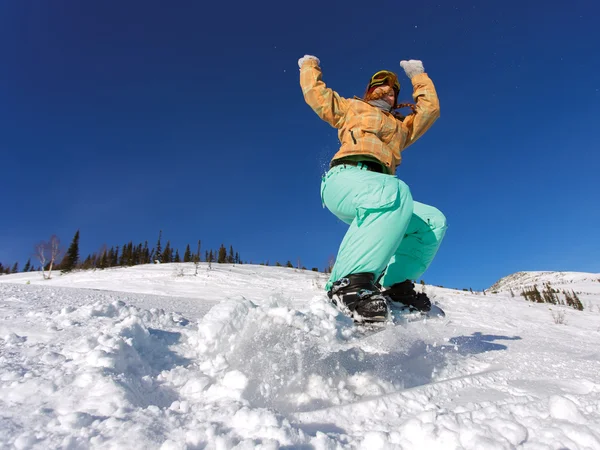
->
[490, 271, 600, 310]
[490, 271, 600, 293]
[1, 264, 600, 449]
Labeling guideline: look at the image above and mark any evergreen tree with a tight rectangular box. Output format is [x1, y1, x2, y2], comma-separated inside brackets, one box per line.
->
[142, 241, 150, 264]
[109, 246, 116, 267]
[81, 254, 94, 270]
[218, 244, 227, 263]
[563, 290, 573, 308]
[228, 246, 234, 263]
[572, 291, 584, 311]
[235, 252, 240, 264]
[126, 242, 134, 265]
[11, 262, 18, 273]
[135, 243, 143, 265]
[162, 241, 172, 263]
[174, 249, 181, 263]
[0, 263, 4, 274]
[23, 259, 31, 272]
[286, 261, 294, 268]
[61, 230, 80, 272]
[155, 230, 163, 263]
[205, 250, 209, 262]
[184, 244, 192, 263]
[534, 285, 544, 303]
[119, 243, 127, 266]
[98, 250, 108, 269]
[107, 247, 115, 268]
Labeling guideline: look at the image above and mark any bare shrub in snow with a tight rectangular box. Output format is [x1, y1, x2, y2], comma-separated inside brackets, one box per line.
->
[312, 276, 325, 290]
[34, 235, 63, 280]
[551, 309, 567, 325]
[173, 266, 186, 278]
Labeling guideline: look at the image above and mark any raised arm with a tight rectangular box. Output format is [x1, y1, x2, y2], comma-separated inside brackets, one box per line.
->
[299, 55, 349, 128]
[398, 60, 440, 148]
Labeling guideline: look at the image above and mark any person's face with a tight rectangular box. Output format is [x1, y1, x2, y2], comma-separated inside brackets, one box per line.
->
[382, 88, 395, 106]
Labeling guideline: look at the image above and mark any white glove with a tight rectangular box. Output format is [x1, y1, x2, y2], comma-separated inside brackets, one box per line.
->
[298, 54, 320, 69]
[400, 60, 425, 79]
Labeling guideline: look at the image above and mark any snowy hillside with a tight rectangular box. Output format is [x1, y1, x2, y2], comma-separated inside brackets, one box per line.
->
[490, 271, 600, 310]
[1, 264, 600, 449]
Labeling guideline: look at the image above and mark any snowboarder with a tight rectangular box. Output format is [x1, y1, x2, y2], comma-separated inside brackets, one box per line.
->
[299, 55, 447, 322]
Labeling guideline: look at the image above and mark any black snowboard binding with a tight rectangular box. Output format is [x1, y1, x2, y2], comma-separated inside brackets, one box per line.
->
[382, 280, 431, 312]
[328, 273, 389, 322]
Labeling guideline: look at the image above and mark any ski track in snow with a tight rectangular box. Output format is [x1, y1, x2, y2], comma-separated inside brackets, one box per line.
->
[1, 264, 600, 449]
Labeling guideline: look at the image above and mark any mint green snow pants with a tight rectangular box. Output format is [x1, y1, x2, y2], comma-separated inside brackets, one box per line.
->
[321, 164, 447, 291]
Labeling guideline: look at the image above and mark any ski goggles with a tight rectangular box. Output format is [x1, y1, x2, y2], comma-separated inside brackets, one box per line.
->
[368, 70, 400, 92]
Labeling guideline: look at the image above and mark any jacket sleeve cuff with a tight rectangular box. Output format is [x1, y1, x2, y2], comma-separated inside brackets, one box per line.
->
[301, 58, 320, 70]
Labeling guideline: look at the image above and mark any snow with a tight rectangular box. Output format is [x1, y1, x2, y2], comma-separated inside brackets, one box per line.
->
[1, 264, 600, 449]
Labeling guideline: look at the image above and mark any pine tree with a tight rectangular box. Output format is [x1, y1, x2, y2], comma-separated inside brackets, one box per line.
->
[563, 290, 573, 308]
[162, 241, 172, 263]
[107, 246, 115, 267]
[235, 252, 240, 264]
[532, 285, 543, 303]
[133, 243, 141, 265]
[61, 230, 80, 272]
[98, 250, 108, 269]
[184, 244, 192, 263]
[143, 241, 150, 264]
[0, 263, 4, 274]
[106, 247, 115, 268]
[23, 259, 31, 272]
[228, 245, 234, 263]
[81, 254, 93, 270]
[218, 245, 227, 263]
[572, 291, 584, 311]
[118, 243, 126, 266]
[155, 230, 163, 263]
[11, 262, 18, 273]
[127, 242, 134, 265]
[174, 249, 181, 263]
[286, 261, 294, 268]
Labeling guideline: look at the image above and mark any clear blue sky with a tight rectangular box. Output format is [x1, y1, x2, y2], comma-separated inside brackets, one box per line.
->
[1, 0, 599, 290]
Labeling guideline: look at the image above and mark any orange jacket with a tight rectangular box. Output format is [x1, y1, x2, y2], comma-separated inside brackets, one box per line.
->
[300, 59, 440, 174]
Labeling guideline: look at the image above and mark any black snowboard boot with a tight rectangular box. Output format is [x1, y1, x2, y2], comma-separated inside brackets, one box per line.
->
[328, 273, 389, 322]
[383, 280, 431, 312]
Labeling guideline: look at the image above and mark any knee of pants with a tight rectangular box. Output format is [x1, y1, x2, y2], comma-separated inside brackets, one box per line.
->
[429, 207, 448, 242]
[414, 203, 446, 231]
[430, 207, 447, 231]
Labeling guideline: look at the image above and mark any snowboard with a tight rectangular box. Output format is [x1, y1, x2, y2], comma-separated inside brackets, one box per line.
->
[353, 302, 446, 337]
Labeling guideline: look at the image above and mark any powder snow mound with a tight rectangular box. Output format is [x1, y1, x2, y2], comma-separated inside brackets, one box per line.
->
[189, 294, 456, 415]
[1, 264, 600, 448]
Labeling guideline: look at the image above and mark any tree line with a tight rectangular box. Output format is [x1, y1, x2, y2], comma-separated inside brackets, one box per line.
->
[520, 283, 584, 311]
[0, 229, 328, 279]
[0, 230, 244, 279]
